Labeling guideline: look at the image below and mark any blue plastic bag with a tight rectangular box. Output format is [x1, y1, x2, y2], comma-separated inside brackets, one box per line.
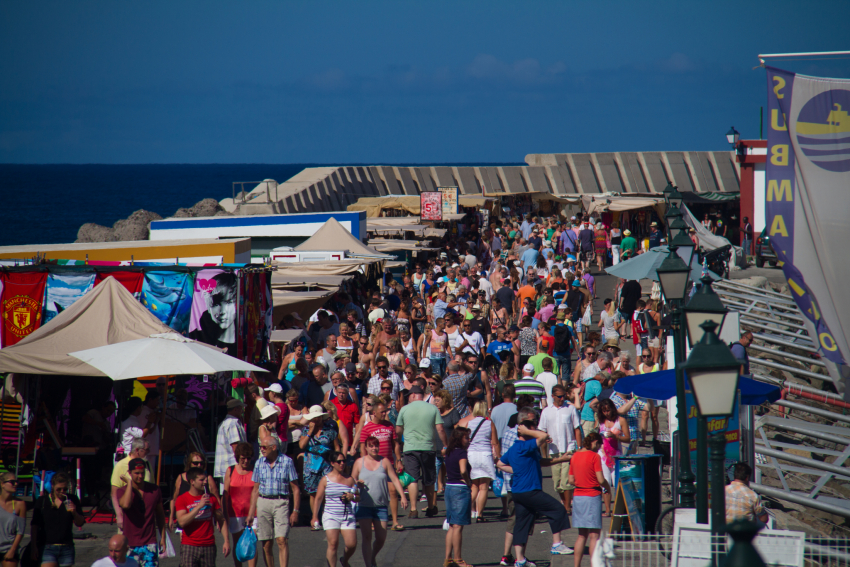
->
[235, 526, 257, 562]
[491, 470, 504, 496]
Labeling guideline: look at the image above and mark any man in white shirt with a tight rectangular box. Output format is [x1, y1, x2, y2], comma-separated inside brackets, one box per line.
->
[456, 320, 485, 355]
[477, 273, 493, 301]
[538, 384, 581, 513]
[91, 534, 140, 567]
[535, 357, 560, 407]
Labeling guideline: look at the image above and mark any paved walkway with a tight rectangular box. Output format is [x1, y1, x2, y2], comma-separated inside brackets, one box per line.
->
[62, 270, 672, 567]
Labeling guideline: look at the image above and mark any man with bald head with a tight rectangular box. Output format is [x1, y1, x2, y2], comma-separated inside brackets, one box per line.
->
[91, 534, 139, 567]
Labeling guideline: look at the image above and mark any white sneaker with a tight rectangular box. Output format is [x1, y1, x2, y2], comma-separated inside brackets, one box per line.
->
[550, 543, 574, 555]
[514, 560, 537, 567]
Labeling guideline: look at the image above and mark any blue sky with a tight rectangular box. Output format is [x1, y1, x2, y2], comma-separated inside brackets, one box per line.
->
[2, 1, 849, 164]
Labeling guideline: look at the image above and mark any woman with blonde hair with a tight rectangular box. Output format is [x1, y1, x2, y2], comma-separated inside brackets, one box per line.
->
[455, 401, 500, 522]
[0, 472, 26, 566]
[386, 338, 405, 375]
[416, 323, 434, 362]
[169, 451, 220, 529]
[337, 322, 355, 355]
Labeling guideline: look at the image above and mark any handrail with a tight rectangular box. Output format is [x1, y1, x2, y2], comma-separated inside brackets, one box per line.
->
[775, 399, 850, 424]
[748, 344, 826, 367]
[752, 482, 850, 518]
[752, 332, 820, 354]
[755, 444, 850, 479]
[751, 357, 831, 383]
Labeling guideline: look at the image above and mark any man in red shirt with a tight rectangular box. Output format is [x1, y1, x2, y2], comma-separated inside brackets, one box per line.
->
[175, 468, 229, 567]
[360, 401, 404, 531]
[331, 382, 361, 441]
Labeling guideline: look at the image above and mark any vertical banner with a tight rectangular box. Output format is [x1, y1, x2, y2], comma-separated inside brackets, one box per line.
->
[765, 67, 850, 368]
[43, 273, 96, 325]
[189, 269, 237, 357]
[141, 271, 194, 335]
[1, 272, 48, 347]
[420, 191, 443, 221]
[438, 186, 458, 216]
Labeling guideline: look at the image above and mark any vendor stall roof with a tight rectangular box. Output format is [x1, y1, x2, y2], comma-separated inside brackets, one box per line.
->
[582, 194, 667, 217]
[0, 276, 174, 376]
[368, 240, 439, 252]
[482, 191, 581, 204]
[295, 218, 390, 258]
[348, 195, 494, 217]
[270, 329, 308, 344]
[0, 237, 252, 264]
[270, 273, 351, 288]
[272, 289, 336, 325]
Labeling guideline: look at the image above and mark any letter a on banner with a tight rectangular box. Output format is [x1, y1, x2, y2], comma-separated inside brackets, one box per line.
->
[764, 66, 850, 369]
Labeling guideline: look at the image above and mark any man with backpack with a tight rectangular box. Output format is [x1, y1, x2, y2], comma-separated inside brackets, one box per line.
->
[552, 309, 578, 384]
[632, 300, 653, 358]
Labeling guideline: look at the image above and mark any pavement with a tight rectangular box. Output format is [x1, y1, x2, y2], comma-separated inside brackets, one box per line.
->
[42, 270, 676, 567]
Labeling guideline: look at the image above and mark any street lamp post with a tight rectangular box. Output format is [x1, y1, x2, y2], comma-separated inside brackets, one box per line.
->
[656, 248, 696, 509]
[685, 320, 742, 566]
[684, 276, 729, 524]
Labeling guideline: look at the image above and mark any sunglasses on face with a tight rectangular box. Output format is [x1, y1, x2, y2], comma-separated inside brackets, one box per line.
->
[4, 480, 17, 486]
[333, 459, 346, 464]
[192, 461, 203, 466]
[377, 365, 388, 370]
[553, 394, 564, 399]
[404, 371, 413, 375]
[381, 387, 392, 391]
[428, 381, 438, 386]
[586, 352, 596, 357]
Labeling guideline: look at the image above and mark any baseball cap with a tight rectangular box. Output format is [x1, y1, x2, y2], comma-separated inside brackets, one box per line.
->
[572, 281, 581, 287]
[419, 358, 431, 369]
[557, 304, 568, 310]
[267, 383, 284, 393]
[522, 363, 535, 373]
[128, 458, 147, 472]
[541, 339, 550, 348]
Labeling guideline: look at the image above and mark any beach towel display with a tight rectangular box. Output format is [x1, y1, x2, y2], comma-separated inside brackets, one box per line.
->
[141, 271, 194, 335]
[189, 269, 237, 357]
[94, 271, 144, 297]
[0, 272, 48, 347]
[43, 273, 96, 324]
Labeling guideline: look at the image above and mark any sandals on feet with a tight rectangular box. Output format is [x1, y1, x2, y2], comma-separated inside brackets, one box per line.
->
[391, 524, 405, 531]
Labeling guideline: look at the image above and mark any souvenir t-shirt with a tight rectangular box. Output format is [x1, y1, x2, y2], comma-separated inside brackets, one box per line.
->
[175, 492, 221, 547]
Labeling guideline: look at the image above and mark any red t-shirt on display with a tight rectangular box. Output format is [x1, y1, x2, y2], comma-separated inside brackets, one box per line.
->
[568, 450, 603, 497]
[361, 420, 396, 461]
[175, 491, 221, 547]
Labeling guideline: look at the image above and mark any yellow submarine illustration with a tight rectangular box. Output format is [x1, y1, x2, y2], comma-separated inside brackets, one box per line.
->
[797, 103, 850, 135]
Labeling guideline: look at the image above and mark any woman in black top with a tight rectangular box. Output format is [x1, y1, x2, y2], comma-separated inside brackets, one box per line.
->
[31, 473, 85, 567]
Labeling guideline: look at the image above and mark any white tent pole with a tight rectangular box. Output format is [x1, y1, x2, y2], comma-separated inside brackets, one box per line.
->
[759, 50, 850, 60]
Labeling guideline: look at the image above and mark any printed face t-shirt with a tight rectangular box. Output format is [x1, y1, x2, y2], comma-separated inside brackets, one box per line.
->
[175, 491, 220, 547]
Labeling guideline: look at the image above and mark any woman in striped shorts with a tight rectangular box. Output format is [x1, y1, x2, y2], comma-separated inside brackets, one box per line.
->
[312, 451, 359, 567]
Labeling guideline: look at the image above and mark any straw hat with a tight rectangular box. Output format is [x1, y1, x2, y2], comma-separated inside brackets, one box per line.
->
[259, 404, 281, 421]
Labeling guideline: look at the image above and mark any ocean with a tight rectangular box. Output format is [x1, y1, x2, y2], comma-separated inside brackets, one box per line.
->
[0, 163, 520, 247]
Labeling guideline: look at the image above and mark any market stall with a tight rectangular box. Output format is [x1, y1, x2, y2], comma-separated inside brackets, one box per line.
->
[484, 191, 581, 219]
[348, 195, 495, 218]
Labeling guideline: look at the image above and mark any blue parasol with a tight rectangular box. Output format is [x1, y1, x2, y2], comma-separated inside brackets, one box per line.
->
[612, 369, 781, 406]
[604, 246, 719, 282]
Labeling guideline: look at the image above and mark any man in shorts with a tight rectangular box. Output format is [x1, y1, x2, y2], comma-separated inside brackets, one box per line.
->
[174, 468, 229, 567]
[395, 386, 448, 519]
[247, 437, 299, 567]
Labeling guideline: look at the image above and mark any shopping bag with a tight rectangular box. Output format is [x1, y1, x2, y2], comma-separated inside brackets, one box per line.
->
[581, 303, 593, 327]
[235, 526, 258, 562]
[160, 531, 176, 558]
[491, 470, 504, 496]
[398, 472, 415, 488]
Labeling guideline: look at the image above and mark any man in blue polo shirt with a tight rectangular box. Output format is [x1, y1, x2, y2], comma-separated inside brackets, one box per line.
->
[498, 407, 574, 566]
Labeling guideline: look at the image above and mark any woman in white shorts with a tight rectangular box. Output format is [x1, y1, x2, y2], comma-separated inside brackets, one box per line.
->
[312, 451, 359, 567]
[223, 442, 258, 567]
[456, 401, 499, 522]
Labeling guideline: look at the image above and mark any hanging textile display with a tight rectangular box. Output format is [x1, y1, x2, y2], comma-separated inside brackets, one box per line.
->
[188, 269, 237, 357]
[0, 272, 48, 348]
[140, 271, 194, 335]
[94, 271, 144, 297]
[43, 272, 96, 325]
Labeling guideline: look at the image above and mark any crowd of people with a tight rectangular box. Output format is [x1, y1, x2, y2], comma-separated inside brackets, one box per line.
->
[0, 208, 767, 567]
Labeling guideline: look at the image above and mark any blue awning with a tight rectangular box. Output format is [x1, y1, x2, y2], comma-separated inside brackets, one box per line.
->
[612, 369, 781, 406]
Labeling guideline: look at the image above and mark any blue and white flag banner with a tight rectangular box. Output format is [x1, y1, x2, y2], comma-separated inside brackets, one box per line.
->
[765, 67, 850, 367]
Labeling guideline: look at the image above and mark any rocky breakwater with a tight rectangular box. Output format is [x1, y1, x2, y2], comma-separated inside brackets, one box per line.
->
[75, 198, 232, 243]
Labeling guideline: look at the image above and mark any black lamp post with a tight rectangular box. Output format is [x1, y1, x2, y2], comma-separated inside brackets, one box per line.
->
[670, 231, 696, 269]
[685, 320, 742, 565]
[656, 247, 696, 509]
[726, 126, 740, 146]
[668, 186, 684, 210]
[668, 216, 688, 241]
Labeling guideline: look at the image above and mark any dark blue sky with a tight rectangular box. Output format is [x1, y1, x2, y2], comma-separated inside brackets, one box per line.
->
[2, 1, 849, 164]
